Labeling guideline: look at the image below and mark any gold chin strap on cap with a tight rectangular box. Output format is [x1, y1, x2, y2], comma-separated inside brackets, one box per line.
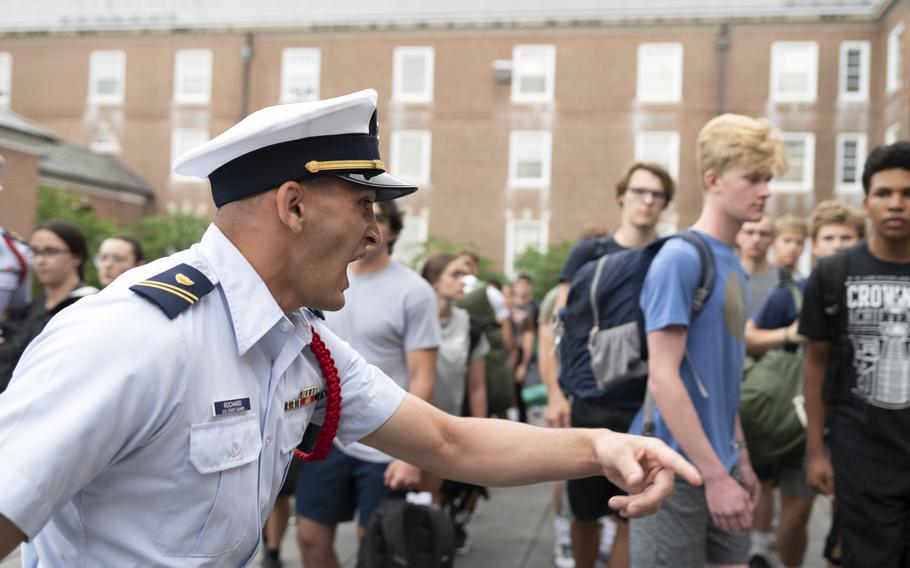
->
[304, 159, 386, 173]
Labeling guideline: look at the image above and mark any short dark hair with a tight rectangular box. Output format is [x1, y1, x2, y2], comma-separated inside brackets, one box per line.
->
[376, 200, 404, 254]
[862, 141, 910, 194]
[110, 235, 145, 263]
[517, 273, 533, 284]
[37, 220, 89, 280]
[615, 161, 676, 208]
[421, 252, 457, 286]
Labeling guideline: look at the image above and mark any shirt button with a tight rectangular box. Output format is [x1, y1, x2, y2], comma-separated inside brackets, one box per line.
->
[229, 444, 240, 457]
[264, 436, 272, 448]
[280, 321, 292, 332]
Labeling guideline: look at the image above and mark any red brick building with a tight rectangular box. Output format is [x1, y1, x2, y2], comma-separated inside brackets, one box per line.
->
[0, 0, 903, 271]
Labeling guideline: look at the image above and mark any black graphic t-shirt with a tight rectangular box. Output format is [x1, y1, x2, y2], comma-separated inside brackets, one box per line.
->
[799, 241, 910, 463]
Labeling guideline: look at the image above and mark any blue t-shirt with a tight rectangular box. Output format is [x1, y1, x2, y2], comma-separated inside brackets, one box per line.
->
[753, 280, 805, 330]
[628, 231, 749, 472]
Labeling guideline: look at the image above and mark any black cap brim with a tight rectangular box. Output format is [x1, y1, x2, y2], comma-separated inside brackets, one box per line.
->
[335, 172, 417, 201]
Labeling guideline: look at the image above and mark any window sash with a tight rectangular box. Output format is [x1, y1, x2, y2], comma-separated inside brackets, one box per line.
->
[0, 53, 11, 106]
[393, 47, 434, 103]
[771, 42, 818, 102]
[888, 24, 904, 93]
[508, 131, 551, 188]
[637, 43, 683, 103]
[170, 129, 209, 180]
[836, 133, 867, 193]
[772, 133, 815, 192]
[839, 42, 869, 101]
[89, 51, 125, 104]
[174, 50, 212, 104]
[511, 45, 555, 103]
[281, 48, 320, 103]
[391, 131, 431, 186]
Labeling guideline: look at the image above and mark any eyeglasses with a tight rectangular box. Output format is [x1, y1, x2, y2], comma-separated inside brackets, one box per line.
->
[30, 246, 71, 258]
[95, 253, 130, 265]
[627, 187, 668, 203]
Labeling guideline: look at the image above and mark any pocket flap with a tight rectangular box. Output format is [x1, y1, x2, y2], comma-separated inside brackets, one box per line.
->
[190, 414, 262, 474]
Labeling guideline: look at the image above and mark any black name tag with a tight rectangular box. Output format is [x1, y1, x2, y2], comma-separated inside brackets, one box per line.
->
[213, 397, 251, 417]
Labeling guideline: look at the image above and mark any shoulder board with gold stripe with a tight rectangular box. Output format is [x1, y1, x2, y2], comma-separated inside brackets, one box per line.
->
[130, 263, 214, 319]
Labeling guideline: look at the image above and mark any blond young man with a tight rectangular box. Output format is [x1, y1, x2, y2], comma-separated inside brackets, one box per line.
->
[628, 114, 787, 568]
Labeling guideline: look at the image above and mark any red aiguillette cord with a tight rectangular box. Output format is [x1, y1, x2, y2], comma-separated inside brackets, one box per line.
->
[294, 327, 341, 462]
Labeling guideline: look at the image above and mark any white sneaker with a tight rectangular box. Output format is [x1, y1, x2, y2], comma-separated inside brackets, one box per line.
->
[553, 542, 575, 568]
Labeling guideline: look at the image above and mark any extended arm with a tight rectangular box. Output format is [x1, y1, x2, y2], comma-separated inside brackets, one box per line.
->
[744, 319, 804, 357]
[363, 394, 701, 518]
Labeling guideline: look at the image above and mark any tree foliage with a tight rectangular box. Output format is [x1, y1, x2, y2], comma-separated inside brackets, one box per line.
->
[513, 241, 574, 300]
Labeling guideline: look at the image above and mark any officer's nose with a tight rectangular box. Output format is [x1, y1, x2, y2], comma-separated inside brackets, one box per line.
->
[365, 211, 383, 248]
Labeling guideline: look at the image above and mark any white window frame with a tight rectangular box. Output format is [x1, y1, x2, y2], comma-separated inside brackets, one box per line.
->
[170, 128, 209, 182]
[770, 42, 818, 103]
[0, 53, 11, 108]
[887, 23, 905, 94]
[838, 41, 870, 102]
[390, 130, 432, 187]
[88, 50, 125, 105]
[835, 133, 868, 194]
[280, 48, 320, 103]
[89, 122, 121, 154]
[771, 132, 816, 193]
[634, 131, 680, 181]
[392, 207, 430, 266]
[392, 46, 434, 104]
[173, 49, 212, 105]
[504, 214, 549, 278]
[510, 44, 556, 104]
[886, 122, 902, 145]
[636, 43, 684, 104]
[508, 131, 552, 189]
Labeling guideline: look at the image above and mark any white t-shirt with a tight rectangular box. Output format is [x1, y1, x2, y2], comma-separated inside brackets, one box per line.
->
[434, 307, 490, 416]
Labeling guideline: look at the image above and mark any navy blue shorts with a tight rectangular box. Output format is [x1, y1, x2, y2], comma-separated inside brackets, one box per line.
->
[295, 444, 389, 528]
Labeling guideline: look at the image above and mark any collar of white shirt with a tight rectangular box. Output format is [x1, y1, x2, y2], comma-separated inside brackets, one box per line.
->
[197, 224, 311, 356]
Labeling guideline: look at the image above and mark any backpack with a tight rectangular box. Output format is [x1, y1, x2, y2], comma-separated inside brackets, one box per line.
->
[739, 282, 806, 466]
[357, 497, 456, 568]
[557, 231, 716, 422]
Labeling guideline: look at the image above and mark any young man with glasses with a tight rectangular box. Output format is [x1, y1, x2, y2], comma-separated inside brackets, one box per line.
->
[547, 161, 675, 568]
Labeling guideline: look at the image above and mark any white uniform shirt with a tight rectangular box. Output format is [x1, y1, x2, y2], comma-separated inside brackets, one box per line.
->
[0, 230, 31, 316]
[0, 224, 406, 567]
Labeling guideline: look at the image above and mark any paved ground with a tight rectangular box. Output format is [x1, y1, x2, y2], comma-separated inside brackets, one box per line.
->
[2, 481, 833, 567]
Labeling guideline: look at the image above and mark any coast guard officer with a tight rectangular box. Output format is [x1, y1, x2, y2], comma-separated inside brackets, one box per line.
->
[0, 89, 701, 566]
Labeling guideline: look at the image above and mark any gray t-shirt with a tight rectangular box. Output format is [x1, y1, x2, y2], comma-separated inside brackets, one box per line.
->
[324, 260, 441, 462]
[435, 306, 490, 416]
[747, 267, 779, 319]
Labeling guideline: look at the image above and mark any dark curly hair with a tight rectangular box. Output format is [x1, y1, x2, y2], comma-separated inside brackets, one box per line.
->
[862, 141, 910, 195]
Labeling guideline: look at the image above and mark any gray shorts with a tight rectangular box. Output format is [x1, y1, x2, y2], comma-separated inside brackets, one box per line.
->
[629, 466, 750, 567]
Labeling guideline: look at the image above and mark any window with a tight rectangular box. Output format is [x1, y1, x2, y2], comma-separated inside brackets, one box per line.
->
[635, 131, 680, 234]
[636, 43, 683, 104]
[886, 122, 902, 145]
[505, 215, 548, 278]
[90, 122, 121, 154]
[280, 48, 320, 103]
[508, 131, 552, 188]
[170, 128, 209, 181]
[511, 44, 556, 104]
[835, 133, 868, 194]
[390, 130, 431, 186]
[392, 208, 429, 266]
[393, 47, 434, 104]
[772, 133, 815, 193]
[174, 49, 212, 104]
[888, 23, 904, 93]
[770, 42, 818, 103]
[839, 41, 870, 101]
[88, 51, 125, 105]
[0, 53, 11, 107]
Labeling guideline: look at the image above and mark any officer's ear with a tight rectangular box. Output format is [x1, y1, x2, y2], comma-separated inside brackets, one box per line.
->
[276, 180, 306, 232]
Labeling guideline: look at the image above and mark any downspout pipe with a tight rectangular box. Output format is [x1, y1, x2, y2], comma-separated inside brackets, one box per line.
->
[240, 32, 254, 119]
[715, 23, 729, 116]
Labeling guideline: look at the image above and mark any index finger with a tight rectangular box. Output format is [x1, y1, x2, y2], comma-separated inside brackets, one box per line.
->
[647, 441, 703, 487]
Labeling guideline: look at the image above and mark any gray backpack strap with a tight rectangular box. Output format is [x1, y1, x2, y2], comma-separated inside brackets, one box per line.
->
[588, 254, 611, 337]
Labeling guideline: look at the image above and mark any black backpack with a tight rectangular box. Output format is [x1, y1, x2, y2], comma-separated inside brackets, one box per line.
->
[357, 497, 456, 568]
[815, 245, 853, 405]
[557, 231, 716, 426]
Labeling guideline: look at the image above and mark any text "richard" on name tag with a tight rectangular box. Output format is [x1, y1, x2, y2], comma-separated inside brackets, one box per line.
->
[213, 397, 252, 417]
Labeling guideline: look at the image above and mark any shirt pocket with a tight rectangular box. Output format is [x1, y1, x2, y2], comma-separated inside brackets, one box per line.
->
[155, 414, 262, 558]
[280, 405, 313, 454]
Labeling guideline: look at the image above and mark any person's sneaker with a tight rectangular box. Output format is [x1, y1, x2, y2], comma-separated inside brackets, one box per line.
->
[553, 542, 576, 568]
[454, 522, 472, 555]
[748, 552, 776, 568]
